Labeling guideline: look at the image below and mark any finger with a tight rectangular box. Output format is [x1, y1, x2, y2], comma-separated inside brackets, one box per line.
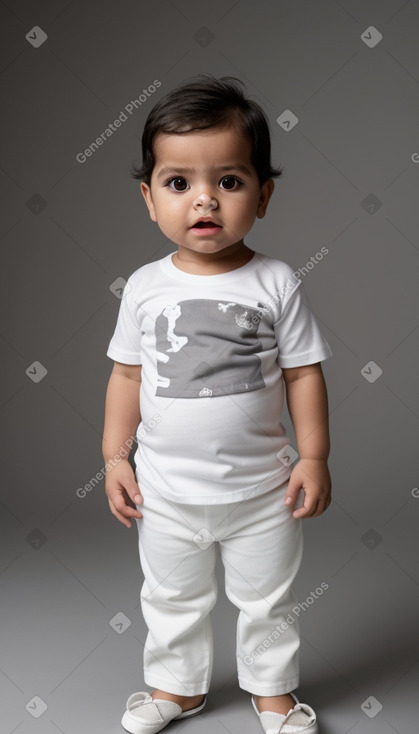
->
[114, 465, 143, 507]
[120, 488, 144, 517]
[293, 496, 319, 519]
[108, 498, 132, 528]
[120, 500, 143, 520]
[125, 479, 143, 506]
[313, 495, 331, 517]
[312, 498, 326, 517]
[106, 482, 143, 516]
[310, 491, 331, 517]
[284, 476, 302, 507]
[109, 495, 143, 524]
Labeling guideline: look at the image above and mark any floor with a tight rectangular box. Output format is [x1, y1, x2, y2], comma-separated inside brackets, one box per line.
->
[1, 491, 416, 733]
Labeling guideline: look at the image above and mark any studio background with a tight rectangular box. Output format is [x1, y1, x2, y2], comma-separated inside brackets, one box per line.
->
[0, 1, 418, 732]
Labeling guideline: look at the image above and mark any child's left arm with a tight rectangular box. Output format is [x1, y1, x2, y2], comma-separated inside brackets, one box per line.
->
[282, 362, 331, 519]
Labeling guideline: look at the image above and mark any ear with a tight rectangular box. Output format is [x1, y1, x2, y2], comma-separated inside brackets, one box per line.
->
[256, 178, 275, 219]
[140, 182, 157, 222]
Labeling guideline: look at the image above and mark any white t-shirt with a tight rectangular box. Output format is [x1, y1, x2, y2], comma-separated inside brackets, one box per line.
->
[106, 250, 332, 504]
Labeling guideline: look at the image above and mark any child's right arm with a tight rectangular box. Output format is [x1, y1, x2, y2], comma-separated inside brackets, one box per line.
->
[102, 361, 144, 528]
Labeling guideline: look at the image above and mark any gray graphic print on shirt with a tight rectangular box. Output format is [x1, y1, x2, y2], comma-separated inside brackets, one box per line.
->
[155, 299, 266, 397]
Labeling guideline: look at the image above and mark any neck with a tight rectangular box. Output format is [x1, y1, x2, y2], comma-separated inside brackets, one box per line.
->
[173, 244, 254, 275]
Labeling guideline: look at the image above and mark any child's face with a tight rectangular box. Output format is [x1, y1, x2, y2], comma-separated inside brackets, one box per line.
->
[140, 124, 274, 259]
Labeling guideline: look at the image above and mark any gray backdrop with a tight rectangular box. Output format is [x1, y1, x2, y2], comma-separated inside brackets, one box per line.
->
[1, 1, 418, 732]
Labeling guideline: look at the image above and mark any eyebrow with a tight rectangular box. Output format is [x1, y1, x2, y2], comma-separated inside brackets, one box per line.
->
[156, 164, 252, 180]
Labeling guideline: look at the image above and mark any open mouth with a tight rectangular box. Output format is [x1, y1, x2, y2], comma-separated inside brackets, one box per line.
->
[193, 222, 220, 229]
[192, 221, 221, 228]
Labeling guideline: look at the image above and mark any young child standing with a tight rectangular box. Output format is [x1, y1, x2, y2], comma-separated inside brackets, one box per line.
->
[103, 74, 332, 734]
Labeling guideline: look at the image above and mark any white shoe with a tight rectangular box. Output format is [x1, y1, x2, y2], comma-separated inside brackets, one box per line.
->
[121, 691, 206, 734]
[251, 692, 319, 734]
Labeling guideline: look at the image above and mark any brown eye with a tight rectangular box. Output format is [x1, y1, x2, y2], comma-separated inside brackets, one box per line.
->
[220, 176, 240, 190]
[167, 177, 189, 191]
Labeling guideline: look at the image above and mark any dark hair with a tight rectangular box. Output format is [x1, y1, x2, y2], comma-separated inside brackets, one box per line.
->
[130, 73, 283, 187]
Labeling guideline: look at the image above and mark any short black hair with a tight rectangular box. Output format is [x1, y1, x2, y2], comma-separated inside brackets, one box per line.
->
[131, 73, 283, 187]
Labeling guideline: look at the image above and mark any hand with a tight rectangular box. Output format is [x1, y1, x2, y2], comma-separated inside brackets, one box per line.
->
[104, 459, 143, 528]
[284, 459, 331, 518]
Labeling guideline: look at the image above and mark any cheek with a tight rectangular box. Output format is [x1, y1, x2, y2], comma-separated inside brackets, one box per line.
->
[231, 195, 259, 223]
[161, 193, 186, 213]
[155, 195, 183, 221]
[154, 197, 187, 239]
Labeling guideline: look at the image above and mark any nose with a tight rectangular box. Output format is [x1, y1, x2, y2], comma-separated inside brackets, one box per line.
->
[193, 192, 218, 216]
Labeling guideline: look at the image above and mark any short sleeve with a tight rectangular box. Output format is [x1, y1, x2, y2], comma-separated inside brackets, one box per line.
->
[106, 278, 142, 364]
[274, 281, 332, 368]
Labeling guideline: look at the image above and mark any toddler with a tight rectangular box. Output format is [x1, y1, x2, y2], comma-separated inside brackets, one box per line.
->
[103, 74, 332, 734]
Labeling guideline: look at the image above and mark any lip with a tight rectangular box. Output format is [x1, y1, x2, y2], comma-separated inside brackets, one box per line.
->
[189, 217, 222, 235]
[190, 225, 222, 236]
[190, 217, 221, 227]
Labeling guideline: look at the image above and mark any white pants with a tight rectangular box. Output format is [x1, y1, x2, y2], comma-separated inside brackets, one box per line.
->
[134, 479, 303, 697]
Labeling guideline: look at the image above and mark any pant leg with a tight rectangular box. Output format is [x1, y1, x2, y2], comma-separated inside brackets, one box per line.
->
[217, 481, 303, 696]
[135, 483, 218, 696]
